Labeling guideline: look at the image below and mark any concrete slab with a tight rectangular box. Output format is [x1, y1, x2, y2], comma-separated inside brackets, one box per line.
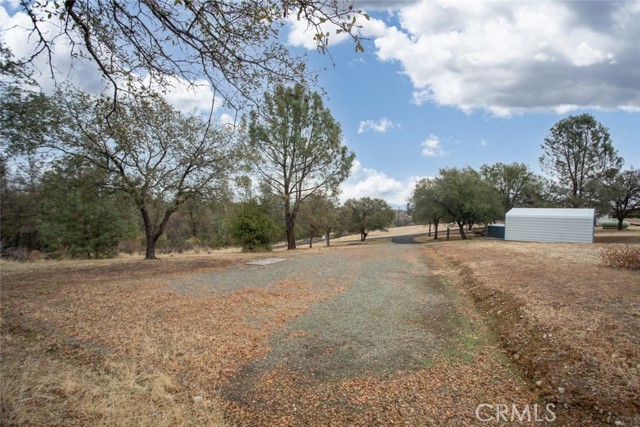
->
[246, 258, 287, 266]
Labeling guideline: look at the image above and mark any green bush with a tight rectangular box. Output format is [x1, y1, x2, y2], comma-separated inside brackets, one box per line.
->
[230, 202, 278, 252]
[598, 245, 640, 270]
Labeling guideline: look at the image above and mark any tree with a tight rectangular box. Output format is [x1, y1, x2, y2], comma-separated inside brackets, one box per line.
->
[408, 178, 447, 240]
[230, 201, 279, 252]
[540, 114, 623, 208]
[18, 1, 368, 108]
[298, 192, 340, 248]
[343, 197, 395, 242]
[246, 84, 354, 249]
[39, 156, 138, 258]
[2, 90, 238, 259]
[0, 155, 43, 255]
[603, 169, 640, 230]
[434, 167, 502, 240]
[480, 162, 543, 213]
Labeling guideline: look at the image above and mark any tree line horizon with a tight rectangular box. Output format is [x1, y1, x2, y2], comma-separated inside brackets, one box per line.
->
[1, 0, 638, 259]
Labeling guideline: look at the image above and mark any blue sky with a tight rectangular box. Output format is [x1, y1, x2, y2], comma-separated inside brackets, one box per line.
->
[2, 0, 639, 208]
[288, 1, 640, 207]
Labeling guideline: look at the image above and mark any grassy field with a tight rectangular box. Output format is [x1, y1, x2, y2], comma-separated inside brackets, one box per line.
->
[1, 226, 638, 426]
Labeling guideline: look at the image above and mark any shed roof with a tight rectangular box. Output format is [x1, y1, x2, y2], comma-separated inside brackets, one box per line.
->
[506, 208, 595, 219]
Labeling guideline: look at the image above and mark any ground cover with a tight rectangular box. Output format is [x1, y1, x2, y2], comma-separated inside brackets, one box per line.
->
[426, 228, 640, 426]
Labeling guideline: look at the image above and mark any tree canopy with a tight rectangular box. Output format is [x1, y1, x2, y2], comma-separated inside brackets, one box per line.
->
[3, 89, 238, 259]
[540, 114, 623, 208]
[480, 162, 542, 213]
[408, 178, 448, 239]
[343, 197, 395, 242]
[246, 84, 354, 249]
[19, 0, 368, 108]
[602, 168, 640, 230]
[433, 167, 502, 239]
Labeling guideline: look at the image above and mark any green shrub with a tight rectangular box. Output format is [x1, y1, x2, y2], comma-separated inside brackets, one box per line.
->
[598, 245, 640, 270]
[230, 202, 278, 252]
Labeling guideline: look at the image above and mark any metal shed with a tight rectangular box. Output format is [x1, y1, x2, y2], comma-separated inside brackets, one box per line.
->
[505, 208, 595, 243]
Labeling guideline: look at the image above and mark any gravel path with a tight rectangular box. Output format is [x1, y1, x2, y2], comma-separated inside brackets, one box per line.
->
[160, 241, 535, 426]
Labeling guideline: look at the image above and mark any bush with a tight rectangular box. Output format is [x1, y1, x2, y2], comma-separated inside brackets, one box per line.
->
[598, 245, 640, 270]
[230, 202, 278, 252]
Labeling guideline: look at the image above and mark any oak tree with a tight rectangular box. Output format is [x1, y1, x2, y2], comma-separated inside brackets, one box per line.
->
[343, 197, 395, 242]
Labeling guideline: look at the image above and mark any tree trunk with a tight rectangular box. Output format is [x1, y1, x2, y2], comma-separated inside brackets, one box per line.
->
[325, 228, 331, 247]
[145, 231, 157, 260]
[458, 222, 468, 240]
[140, 207, 158, 260]
[285, 212, 297, 250]
[434, 221, 439, 240]
[618, 217, 625, 230]
[360, 230, 368, 242]
[309, 235, 313, 248]
[141, 203, 177, 260]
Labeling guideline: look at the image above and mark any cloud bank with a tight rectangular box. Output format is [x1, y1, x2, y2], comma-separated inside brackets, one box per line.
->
[340, 160, 425, 207]
[289, 0, 640, 116]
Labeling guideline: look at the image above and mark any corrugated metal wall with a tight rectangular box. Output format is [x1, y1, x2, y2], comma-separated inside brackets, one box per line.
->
[505, 208, 595, 243]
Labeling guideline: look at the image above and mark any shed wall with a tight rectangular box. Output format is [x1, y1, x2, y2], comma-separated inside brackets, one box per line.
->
[505, 209, 594, 243]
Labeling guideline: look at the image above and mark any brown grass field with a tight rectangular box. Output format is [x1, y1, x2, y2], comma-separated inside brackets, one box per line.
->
[423, 227, 640, 425]
[1, 226, 639, 426]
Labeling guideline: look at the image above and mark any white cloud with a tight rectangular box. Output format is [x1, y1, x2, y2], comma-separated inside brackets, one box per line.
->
[380, 1, 639, 115]
[289, 1, 640, 115]
[479, 139, 488, 147]
[420, 135, 447, 157]
[357, 117, 397, 134]
[340, 159, 425, 207]
[142, 75, 221, 114]
[286, 14, 351, 50]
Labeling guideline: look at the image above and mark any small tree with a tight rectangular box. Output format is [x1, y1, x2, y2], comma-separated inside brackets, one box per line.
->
[434, 167, 502, 239]
[603, 168, 640, 230]
[246, 84, 354, 250]
[344, 197, 395, 242]
[298, 192, 340, 248]
[230, 201, 279, 252]
[39, 156, 137, 258]
[53, 91, 236, 259]
[408, 178, 447, 240]
[540, 114, 623, 208]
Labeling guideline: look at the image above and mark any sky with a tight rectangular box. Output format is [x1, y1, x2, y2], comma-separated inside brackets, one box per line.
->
[2, 0, 640, 208]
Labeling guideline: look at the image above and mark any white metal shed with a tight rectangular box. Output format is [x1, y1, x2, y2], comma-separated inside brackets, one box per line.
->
[505, 208, 595, 243]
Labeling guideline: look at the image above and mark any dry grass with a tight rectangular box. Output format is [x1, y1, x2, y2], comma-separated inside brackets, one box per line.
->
[426, 238, 640, 425]
[0, 254, 344, 426]
[599, 245, 640, 270]
[1, 327, 226, 426]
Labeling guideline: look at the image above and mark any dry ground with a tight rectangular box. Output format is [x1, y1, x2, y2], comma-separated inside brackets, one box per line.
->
[1, 242, 536, 426]
[1, 226, 638, 426]
[423, 227, 640, 426]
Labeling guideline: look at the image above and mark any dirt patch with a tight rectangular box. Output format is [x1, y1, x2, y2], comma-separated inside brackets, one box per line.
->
[426, 240, 640, 426]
